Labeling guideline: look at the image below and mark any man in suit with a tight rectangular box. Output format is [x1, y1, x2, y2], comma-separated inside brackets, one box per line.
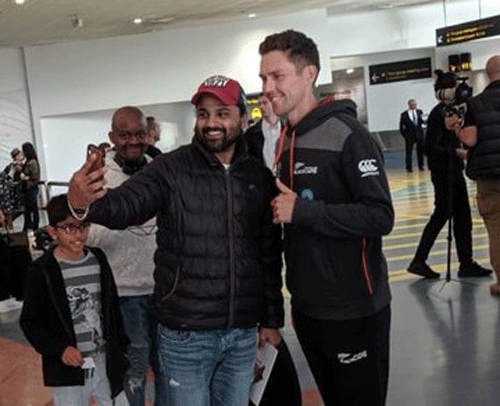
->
[399, 99, 425, 172]
[243, 93, 302, 406]
[244, 93, 281, 170]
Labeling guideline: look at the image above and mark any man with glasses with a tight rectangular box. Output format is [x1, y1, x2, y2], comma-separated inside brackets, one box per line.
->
[86, 106, 165, 406]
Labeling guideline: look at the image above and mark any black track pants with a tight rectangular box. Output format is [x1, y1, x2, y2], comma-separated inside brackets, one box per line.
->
[293, 305, 391, 406]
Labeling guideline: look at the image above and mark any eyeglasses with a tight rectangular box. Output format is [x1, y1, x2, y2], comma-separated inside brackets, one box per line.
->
[56, 222, 91, 234]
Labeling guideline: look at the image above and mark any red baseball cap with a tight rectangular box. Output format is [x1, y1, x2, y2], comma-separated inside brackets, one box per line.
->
[191, 75, 246, 111]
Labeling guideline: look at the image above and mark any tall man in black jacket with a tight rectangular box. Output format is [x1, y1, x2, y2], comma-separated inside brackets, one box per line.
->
[67, 75, 284, 406]
[399, 99, 425, 172]
[259, 30, 394, 406]
[448, 55, 500, 294]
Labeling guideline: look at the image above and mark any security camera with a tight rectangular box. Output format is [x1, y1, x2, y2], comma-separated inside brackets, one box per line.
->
[72, 17, 83, 28]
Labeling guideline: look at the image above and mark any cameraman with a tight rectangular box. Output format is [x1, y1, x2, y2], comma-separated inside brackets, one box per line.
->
[408, 70, 491, 279]
[447, 55, 500, 294]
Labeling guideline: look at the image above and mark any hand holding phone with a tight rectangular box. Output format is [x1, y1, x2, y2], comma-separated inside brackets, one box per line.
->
[67, 145, 108, 211]
[87, 144, 105, 173]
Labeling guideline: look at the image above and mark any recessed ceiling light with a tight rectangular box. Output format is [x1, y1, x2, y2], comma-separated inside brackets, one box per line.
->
[14, 0, 25, 5]
[248, 13, 257, 18]
[133, 18, 143, 24]
[377, 2, 404, 9]
[346, 68, 354, 74]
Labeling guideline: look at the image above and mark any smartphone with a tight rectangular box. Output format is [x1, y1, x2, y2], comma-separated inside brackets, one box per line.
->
[87, 144, 105, 173]
[87, 144, 106, 188]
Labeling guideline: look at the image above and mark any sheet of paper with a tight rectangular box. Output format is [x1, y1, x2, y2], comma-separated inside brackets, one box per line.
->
[249, 342, 279, 406]
[82, 356, 95, 370]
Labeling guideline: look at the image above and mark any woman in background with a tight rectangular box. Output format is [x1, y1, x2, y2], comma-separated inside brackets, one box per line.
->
[20, 142, 40, 231]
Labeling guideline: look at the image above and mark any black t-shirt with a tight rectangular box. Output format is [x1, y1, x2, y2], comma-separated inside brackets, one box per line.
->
[463, 101, 475, 127]
[425, 102, 464, 171]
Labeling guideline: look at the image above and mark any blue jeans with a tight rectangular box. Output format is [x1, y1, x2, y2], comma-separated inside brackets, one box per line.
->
[119, 295, 166, 406]
[52, 352, 129, 406]
[157, 325, 257, 406]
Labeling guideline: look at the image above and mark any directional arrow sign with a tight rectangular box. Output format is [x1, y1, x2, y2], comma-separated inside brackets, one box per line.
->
[369, 58, 431, 85]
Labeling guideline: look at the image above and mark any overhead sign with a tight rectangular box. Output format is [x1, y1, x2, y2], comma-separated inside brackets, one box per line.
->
[436, 14, 500, 46]
[246, 95, 262, 120]
[369, 58, 432, 85]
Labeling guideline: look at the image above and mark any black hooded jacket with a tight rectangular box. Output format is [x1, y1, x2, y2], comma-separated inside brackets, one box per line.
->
[277, 98, 394, 320]
[20, 246, 129, 396]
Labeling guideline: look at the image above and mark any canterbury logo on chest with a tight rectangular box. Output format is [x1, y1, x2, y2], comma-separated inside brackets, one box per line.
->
[358, 159, 379, 177]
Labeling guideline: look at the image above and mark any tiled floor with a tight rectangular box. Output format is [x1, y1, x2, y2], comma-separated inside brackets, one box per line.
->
[0, 337, 51, 406]
[1, 153, 499, 405]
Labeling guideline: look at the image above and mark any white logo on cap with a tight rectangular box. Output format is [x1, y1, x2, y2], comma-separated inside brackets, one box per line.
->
[358, 159, 379, 177]
[203, 75, 230, 87]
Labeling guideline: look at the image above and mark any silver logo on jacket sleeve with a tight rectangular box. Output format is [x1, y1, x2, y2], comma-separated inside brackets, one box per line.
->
[358, 159, 380, 177]
[338, 350, 368, 364]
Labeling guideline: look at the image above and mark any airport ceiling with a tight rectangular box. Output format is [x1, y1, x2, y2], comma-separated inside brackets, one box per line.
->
[0, 0, 443, 48]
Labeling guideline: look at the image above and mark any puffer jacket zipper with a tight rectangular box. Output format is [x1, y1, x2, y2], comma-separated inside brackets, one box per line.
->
[225, 168, 236, 327]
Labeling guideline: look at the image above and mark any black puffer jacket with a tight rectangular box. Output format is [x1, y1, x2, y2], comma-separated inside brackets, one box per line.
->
[88, 137, 284, 330]
[465, 80, 500, 179]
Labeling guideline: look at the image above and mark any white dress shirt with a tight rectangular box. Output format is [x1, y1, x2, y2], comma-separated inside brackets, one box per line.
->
[261, 118, 281, 170]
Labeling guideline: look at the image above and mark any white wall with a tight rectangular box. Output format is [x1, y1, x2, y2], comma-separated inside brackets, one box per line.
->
[435, 36, 500, 74]
[324, 0, 500, 132]
[331, 48, 437, 132]
[23, 9, 332, 180]
[41, 115, 110, 182]
[140, 101, 195, 148]
[40, 101, 196, 183]
[331, 31, 500, 134]
[23, 9, 330, 117]
[12, 0, 500, 181]
[0, 48, 32, 169]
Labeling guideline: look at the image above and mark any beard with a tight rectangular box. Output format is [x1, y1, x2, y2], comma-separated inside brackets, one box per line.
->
[194, 125, 242, 153]
[113, 145, 148, 175]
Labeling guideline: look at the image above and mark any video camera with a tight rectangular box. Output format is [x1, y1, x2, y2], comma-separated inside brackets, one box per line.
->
[454, 76, 473, 105]
[436, 75, 473, 118]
